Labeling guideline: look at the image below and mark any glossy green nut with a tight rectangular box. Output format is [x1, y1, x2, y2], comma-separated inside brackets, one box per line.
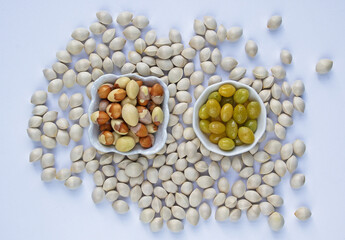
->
[208, 92, 222, 102]
[238, 126, 255, 144]
[247, 101, 261, 119]
[220, 103, 233, 122]
[199, 104, 209, 120]
[234, 88, 249, 104]
[234, 136, 243, 146]
[244, 119, 257, 132]
[233, 104, 248, 124]
[218, 138, 235, 151]
[206, 99, 221, 118]
[209, 121, 226, 134]
[200, 120, 211, 134]
[220, 97, 235, 106]
[225, 119, 238, 139]
[218, 84, 236, 97]
[209, 133, 226, 144]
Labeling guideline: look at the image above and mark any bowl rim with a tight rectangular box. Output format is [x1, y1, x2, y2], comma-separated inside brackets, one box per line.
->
[88, 73, 169, 156]
[192, 80, 266, 156]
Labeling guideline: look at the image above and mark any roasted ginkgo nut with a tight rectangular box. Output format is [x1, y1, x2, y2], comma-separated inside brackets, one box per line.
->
[98, 83, 113, 99]
[98, 131, 115, 145]
[91, 111, 110, 125]
[106, 103, 122, 119]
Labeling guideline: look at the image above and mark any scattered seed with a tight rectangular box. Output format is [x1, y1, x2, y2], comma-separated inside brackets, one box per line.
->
[294, 207, 312, 221]
[268, 212, 284, 231]
[267, 16, 282, 30]
[316, 59, 333, 74]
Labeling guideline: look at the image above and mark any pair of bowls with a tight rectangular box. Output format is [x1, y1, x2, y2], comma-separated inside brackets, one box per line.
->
[88, 74, 266, 157]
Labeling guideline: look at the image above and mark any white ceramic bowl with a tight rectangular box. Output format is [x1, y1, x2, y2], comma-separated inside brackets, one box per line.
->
[193, 80, 266, 156]
[88, 74, 169, 155]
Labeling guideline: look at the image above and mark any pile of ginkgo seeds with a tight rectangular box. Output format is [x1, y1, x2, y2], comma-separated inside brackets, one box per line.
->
[28, 10, 335, 233]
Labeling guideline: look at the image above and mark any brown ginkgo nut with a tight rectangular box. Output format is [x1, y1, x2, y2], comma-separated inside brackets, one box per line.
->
[99, 122, 112, 131]
[107, 89, 127, 102]
[91, 111, 110, 125]
[137, 106, 152, 124]
[111, 119, 129, 135]
[151, 83, 164, 104]
[99, 131, 114, 145]
[137, 86, 150, 106]
[139, 135, 153, 148]
[106, 103, 122, 119]
[151, 83, 164, 96]
[130, 123, 148, 137]
[98, 83, 113, 99]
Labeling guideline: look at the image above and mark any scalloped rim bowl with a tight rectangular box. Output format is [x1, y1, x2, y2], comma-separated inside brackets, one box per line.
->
[88, 74, 169, 156]
[192, 80, 266, 156]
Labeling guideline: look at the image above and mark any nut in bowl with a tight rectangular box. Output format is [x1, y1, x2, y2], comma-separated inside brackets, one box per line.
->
[88, 74, 169, 155]
[193, 80, 266, 156]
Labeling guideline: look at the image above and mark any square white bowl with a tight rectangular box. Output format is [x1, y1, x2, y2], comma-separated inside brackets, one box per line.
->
[192, 80, 266, 156]
[88, 74, 170, 156]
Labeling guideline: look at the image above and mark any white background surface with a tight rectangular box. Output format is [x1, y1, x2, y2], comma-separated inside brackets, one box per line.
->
[1, 0, 345, 239]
